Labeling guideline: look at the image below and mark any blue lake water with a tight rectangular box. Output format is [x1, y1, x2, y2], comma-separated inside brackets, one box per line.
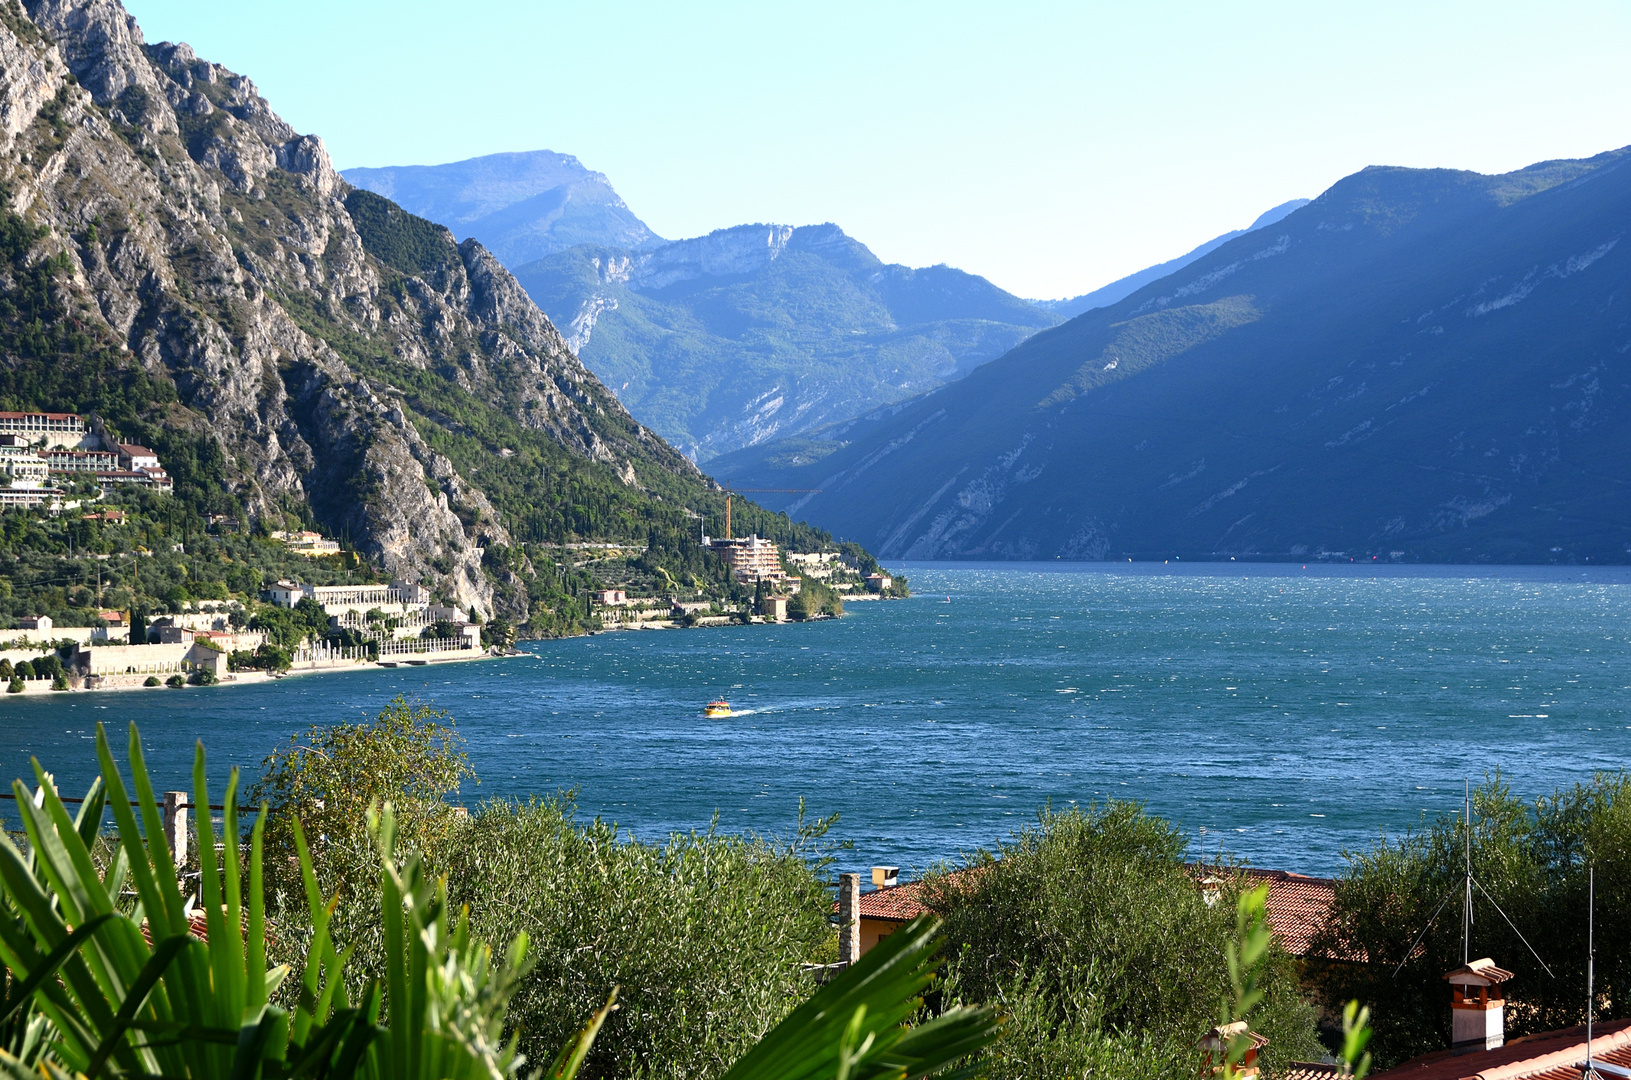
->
[4, 562, 1630, 877]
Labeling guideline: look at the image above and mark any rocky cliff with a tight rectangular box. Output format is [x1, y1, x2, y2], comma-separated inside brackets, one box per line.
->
[0, 0, 704, 618]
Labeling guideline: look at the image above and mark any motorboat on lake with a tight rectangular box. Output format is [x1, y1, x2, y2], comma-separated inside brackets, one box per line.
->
[704, 699, 732, 718]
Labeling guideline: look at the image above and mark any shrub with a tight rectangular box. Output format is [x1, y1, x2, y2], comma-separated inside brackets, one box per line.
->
[50, 673, 68, 690]
[143, 674, 160, 686]
[251, 696, 474, 976]
[0, 658, 11, 679]
[5, 676, 21, 693]
[0, 721, 989, 1080]
[13, 660, 33, 679]
[922, 803, 1321, 1080]
[188, 667, 216, 685]
[165, 673, 184, 687]
[444, 798, 840, 1080]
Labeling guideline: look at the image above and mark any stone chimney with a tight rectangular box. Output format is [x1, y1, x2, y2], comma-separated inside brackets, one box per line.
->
[1446, 958, 1513, 1054]
[838, 872, 860, 964]
[872, 866, 900, 888]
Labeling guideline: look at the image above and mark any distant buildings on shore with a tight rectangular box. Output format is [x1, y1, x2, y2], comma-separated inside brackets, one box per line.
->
[0, 410, 172, 509]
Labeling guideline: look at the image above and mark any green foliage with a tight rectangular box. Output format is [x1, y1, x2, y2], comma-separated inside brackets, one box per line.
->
[1339, 1001, 1373, 1079]
[5, 677, 20, 693]
[715, 915, 998, 1080]
[0, 507, 377, 637]
[11, 661, 32, 680]
[164, 674, 183, 688]
[441, 797, 839, 1080]
[923, 803, 1320, 1079]
[141, 675, 160, 687]
[1313, 773, 1631, 1067]
[0, 723, 558, 1079]
[787, 576, 842, 620]
[342, 189, 458, 276]
[250, 697, 474, 978]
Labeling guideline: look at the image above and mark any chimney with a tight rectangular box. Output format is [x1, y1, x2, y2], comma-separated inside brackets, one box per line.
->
[1199, 1021, 1267, 1078]
[838, 872, 860, 964]
[872, 865, 900, 888]
[1446, 958, 1513, 1054]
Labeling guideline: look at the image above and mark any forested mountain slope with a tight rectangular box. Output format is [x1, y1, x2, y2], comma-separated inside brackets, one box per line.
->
[0, 0, 829, 631]
[514, 223, 1060, 461]
[733, 151, 1631, 563]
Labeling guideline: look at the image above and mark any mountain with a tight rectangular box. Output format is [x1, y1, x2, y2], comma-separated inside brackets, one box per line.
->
[511, 224, 1061, 461]
[1033, 199, 1309, 319]
[343, 150, 663, 266]
[721, 150, 1631, 564]
[0, 0, 833, 631]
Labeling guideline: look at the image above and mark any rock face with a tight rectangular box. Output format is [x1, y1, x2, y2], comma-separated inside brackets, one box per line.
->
[731, 151, 1631, 564]
[513, 222, 1061, 462]
[0, 0, 698, 616]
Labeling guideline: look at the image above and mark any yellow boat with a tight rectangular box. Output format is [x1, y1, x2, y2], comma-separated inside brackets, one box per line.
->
[704, 699, 732, 718]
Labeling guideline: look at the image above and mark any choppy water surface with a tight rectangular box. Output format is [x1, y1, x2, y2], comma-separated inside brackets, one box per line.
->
[5, 562, 1629, 876]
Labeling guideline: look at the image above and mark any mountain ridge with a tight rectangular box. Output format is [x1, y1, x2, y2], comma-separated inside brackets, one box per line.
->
[726, 148, 1631, 563]
[513, 222, 1059, 461]
[1033, 198, 1310, 319]
[344, 150, 664, 266]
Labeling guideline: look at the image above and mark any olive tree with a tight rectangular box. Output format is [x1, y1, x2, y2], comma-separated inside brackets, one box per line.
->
[922, 802, 1321, 1080]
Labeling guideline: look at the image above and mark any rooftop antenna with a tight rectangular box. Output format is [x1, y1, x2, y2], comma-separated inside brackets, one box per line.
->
[1392, 780, 1554, 980]
[1586, 867, 1595, 1080]
[1463, 780, 1472, 967]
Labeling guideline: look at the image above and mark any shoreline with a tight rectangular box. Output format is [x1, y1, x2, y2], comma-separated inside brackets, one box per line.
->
[5, 594, 908, 699]
[4, 647, 505, 698]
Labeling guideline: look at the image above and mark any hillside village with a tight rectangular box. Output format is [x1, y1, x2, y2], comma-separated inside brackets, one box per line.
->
[0, 410, 172, 509]
[0, 407, 903, 693]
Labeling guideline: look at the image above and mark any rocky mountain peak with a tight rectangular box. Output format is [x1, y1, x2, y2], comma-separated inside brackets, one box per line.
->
[0, 0, 702, 619]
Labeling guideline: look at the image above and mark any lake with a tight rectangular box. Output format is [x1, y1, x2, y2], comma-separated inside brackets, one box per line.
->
[4, 561, 1629, 877]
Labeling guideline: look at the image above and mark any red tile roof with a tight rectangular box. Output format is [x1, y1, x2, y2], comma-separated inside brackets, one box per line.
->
[844, 863, 1340, 959]
[857, 878, 934, 921]
[1372, 1019, 1631, 1080]
[1233, 867, 1339, 958]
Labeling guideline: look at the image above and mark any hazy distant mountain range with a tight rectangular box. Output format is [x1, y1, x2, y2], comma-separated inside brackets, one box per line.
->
[345, 151, 664, 266]
[342, 152, 1319, 466]
[717, 149, 1631, 564]
[510, 225, 1059, 461]
[1033, 199, 1309, 318]
[346, 153, 1060, 462]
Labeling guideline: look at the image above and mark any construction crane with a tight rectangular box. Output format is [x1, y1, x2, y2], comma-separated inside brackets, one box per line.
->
[719, 486, 821, 539]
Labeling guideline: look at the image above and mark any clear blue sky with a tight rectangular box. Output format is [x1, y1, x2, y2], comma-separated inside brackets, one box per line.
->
[122, 0, 1629, 299]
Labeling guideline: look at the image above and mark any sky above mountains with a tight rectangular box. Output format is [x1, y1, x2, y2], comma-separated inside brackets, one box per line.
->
[122, 0, 1630, 300]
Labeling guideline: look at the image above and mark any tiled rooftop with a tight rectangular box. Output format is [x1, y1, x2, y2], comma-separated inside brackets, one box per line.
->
[848, 863, 1342, 959]
[1233, 867, 1340, 959]
[1371, 1019, 1631, 1080]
